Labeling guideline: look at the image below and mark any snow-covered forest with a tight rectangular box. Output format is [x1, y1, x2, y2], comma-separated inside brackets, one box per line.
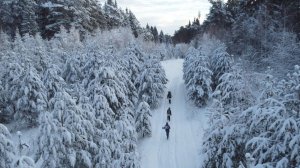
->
[1, 0, 300, 168]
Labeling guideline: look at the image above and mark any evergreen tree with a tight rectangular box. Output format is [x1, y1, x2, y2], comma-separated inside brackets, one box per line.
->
[0, 62, 24, 123]
[135, 56, 167, 108]
[213, 69, 254, 112]
[0, 124, 16, 168]
[13, 66, 47, 127]
[36, 111, 75, 168]
[184, 50, 212, 107]
[136, 101, 152, 138]
[18, 0, 38, 36]
[158, 30, 165, 43]
[210, 47, 232, 90]
[183, 47, 200, 84]
[37, 0, 75, 38]
[128, 10, 141, 38]
[42, 65, 65, 102]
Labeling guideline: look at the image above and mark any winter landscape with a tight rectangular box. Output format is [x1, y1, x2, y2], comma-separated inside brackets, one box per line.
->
[0, 0, 300, 168]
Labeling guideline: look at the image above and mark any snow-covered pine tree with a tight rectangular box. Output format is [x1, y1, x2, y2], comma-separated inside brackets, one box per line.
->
[13, 66, 47, 127]
[114, 108, 140, 168]
[98, 66, 139, 167]
[258, 73, 280, 102]
[127, 10, 142, 38]
[0, 62, 24, 123]
[213, 68, 254, 113]
[185, 50, 212, 107]
[183, 47, 199, 84]
[242, 98, 300, 167]
[283, 69, 300, 125]
[203, 65, 300, 167]
[135, 56, 167, 108]
[104, 0, 129, 29]
[135, 101, 152, 138]
[120, 44, 144, 83]
[73, 95, 98, 168]
[0, 124, 16, 168]
[63, 54, 83, 84]
[37, 1, 75, 38]
[42, 65, 65, 103]
[37, 89, 96, 168]
[71, 0, 107, 33]
[86, 64, 137, 167]
[202, 114, 247, 168]
[186, 65, 212, 107]
[0, 31, 12, 58]
[36, 111, 74, 168]
[18, 0, 38, 36]
[210, 46, 232, 90]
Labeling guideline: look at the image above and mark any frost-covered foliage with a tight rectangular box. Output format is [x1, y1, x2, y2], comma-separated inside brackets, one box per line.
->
[213, 68, 254, 112]
[202, 65, 300, 167]
[183, 47, 200, 84]
[0, 124, 16, 168]
[13, 67, 47, 127]
[36, 111, 74, 168]
[0, 27, 169, 167]
[135, 56, 167, 108]
[267, 32, 300, 77]
[183, 47, 212, 107]
[14, 156, 36, 168]
[0, 63, 24, 123]
[210, 46, 232, 90]
[135, 101, 152, 138]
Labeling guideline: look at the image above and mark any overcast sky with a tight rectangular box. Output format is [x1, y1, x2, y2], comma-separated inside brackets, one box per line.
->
[101, 0, 213, 35]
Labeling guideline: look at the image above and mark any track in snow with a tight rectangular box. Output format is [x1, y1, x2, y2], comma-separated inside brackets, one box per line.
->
[139, 59, 209, 168]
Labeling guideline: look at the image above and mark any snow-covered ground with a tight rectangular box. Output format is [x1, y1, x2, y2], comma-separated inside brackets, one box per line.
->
[138, 59, 209, 168]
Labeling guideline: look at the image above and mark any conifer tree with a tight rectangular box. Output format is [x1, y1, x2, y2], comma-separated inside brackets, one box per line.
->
[135, 56, 167, 108]
[13, 66, 47, 127]
[136, 101, 152, 138]
[0, 124, 16, 168]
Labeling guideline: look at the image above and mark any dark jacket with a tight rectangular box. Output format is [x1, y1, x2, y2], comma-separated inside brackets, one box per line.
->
[167, 91, 172, 99]
[163, 123, 170, 131]
[167, 108, 172, 116]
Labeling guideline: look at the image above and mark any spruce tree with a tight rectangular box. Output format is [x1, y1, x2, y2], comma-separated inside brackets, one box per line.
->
[136, 101, 152, 138]
[0, 124, 16, 168]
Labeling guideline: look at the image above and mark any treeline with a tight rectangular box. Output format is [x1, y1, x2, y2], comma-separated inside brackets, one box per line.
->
[0, 0, 171, 43]
[0, 28, 167, 168]
[183, 36, 300, 167]
[175, 0, 300, 76]
[173, 18, 201, 44]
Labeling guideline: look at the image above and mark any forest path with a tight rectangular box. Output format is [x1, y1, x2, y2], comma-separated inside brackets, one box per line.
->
[138, 59, 209, 168]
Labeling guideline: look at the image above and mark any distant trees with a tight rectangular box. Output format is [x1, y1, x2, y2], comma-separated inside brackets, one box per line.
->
[0, 0, 172, 45]
[173, 18, 201, 44]
[174, 0, 300, 76]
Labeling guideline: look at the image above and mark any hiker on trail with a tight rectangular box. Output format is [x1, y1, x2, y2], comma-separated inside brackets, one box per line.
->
[162, 122, 170, 140]
[167, 107, 172, 121]
[167, 91, 172, 104]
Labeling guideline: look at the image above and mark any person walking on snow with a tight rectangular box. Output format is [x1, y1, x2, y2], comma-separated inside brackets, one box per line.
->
[167, 91, 172, 104]
[162, 122, 170, 140]
[167, 107, 172, 121]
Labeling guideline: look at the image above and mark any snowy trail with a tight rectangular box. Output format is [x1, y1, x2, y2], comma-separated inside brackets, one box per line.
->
[139, 59, 208, 168]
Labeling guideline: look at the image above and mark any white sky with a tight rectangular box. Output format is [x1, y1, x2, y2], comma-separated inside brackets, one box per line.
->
[100, 0, 214, 35]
